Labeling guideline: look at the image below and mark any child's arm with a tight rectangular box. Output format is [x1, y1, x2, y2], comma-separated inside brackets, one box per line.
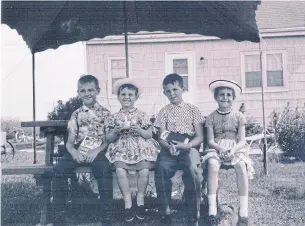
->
[130, 124, 153, 139]
[230, 124, 246, 154]
[206, 127, 227, 152]
[158, 127, 172, 150]
[172, 123, 204, 150]
[86, 139, 109, 163]
[105, 125, 123, 143]
[66, 131, 85, 163]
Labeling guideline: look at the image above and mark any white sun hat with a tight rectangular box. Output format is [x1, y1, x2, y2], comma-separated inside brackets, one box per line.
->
[112, 78, 142, 96]
[209, 79, 242, 94]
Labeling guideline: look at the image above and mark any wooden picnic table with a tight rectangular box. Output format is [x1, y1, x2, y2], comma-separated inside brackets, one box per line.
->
[2, 120, 69, 225]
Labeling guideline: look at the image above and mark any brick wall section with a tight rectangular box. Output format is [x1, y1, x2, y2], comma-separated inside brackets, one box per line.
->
[86, 36, 305, 123]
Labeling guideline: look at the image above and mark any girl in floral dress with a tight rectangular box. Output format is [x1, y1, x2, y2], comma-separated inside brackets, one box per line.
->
[105, 78, 159, 222]
[201, 80, 255, 226]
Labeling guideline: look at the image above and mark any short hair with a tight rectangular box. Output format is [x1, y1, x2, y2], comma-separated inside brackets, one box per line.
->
[117, 84, 139, 96]
[214, 86, 236, 100]
[78, 75, 100, 89]
[162, 73, 183, 88]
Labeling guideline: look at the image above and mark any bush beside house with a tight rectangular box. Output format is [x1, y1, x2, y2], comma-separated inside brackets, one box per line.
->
[272, 104, 305, 161]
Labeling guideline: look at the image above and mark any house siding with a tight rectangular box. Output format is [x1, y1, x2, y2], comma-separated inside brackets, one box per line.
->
[86, 36, 305, 122]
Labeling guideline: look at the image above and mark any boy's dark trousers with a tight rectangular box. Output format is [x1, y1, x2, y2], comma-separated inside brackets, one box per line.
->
[155, 148, 203, 218]
[52, 151, 113, 211]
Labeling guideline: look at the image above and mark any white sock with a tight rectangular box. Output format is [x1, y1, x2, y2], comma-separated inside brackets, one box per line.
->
[137, 193, 145, 206]
[239, 196, 248, 217]
[208, 194, 217, 216]
[123, 193, 132, 209]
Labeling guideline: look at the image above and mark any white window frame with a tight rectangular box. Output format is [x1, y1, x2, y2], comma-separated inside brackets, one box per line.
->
[107, 57, 132, 98]
[241, 50, 288, 93]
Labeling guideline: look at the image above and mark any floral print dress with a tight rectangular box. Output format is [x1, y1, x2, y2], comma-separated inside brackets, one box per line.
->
[105, 108, 160, 170]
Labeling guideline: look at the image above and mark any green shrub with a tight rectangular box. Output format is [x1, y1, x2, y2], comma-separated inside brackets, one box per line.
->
[47, 97, 82, 120]
[245, 116, 263, 137]
[272, 103, 305, 161]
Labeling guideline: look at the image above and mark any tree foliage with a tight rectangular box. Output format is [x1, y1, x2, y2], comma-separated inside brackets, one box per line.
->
[48, 97, 82, 120]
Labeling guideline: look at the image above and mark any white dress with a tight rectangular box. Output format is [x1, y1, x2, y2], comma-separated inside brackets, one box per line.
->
[201, 109, 255, 179]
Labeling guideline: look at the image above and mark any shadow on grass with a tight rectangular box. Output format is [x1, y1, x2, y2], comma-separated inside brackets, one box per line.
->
[1, 182, 42, 225]
[2, 180, 211, 226]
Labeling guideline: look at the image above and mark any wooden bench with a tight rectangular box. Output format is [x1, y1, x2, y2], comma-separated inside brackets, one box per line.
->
[4, 120, 252, 225]
[1, 121, 69, 225]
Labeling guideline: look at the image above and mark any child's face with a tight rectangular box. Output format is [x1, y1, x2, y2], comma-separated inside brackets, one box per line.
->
[77, 82, 100, 108]
[163, 81, 184, 105]
[215, 88, 234, 110]
[118, 87, 138, 109]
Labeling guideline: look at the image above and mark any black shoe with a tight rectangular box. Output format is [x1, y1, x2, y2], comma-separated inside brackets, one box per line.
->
[135, 205, 145, 220]
[124, 208, 134, 222]
[160, 214, 172, 224]
[237, 216, 248, 226]
[207, 215, 219, 226]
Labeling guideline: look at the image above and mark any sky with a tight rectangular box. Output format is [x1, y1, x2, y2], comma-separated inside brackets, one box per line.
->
[1, 25, 85, 121]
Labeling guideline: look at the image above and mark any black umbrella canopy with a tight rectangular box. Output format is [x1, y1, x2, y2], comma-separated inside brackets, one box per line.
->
[2, 1, 261, 53]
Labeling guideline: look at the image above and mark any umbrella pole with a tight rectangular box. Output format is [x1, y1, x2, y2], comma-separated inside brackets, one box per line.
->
[123, 1, 129, 78]
[32, 53, 37, 164]
[259, 40, 268, 175]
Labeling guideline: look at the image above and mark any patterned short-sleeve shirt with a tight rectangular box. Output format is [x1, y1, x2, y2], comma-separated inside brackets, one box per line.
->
[154, 101, 204, 136]
[205, 109, 246, 141]
[67, 102, 111, 143]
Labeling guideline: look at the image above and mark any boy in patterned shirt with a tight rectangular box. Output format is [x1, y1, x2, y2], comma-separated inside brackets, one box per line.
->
[154, 73, 204, 224]
[52, 75, 113, 224]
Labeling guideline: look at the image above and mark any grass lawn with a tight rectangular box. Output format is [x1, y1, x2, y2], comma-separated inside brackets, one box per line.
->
[1, 151, 305, 225]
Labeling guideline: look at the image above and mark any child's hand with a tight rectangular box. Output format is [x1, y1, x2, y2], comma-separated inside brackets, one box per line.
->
[171, 140, 190, 151]
[130, 123, 141, 134]
[222, 149, 235, 161]
[86, 148, 100, 163]
[114, 124, 124, 133]
[169, 143, 180, 156]
[70, 149, 85, 163]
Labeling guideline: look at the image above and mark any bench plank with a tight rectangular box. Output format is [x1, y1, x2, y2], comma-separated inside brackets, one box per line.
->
[21, 120, 68, 128]
[2, 165, 53, 175]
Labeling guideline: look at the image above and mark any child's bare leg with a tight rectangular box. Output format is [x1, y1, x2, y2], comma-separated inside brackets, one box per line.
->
[137, 169, 149, 206]
[207, 158, 221, 216]
[116, 168, 132, 209]
[234, 161, 248, 218]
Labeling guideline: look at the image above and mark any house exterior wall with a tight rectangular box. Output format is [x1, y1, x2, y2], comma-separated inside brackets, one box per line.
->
[86, 35, 305, 123]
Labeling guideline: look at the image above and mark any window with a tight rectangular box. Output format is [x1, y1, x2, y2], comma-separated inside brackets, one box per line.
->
[241, 50, 287, 92]
[108, 57, 131, 96]
[173, 59, 189, 91]
[165, 52, 195, 104]
[244, 55, 261, 88]
[266, 53, 283, 87]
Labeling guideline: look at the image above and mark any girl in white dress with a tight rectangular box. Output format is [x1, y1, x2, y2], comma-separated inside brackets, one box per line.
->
[201, 80, 255, 226]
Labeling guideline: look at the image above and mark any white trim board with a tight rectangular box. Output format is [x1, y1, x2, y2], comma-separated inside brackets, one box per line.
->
[86, 27, 305, 45]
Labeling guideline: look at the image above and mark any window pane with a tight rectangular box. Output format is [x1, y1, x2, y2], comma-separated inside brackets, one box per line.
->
[173, 59, 188, 74]
[112, 78, 123, 94]
[111, 59, 126, 78]
[244, 55, 261, 72]
[267, 71, 283, 87]
[182, 76, 188, 91]
[111, 59, 127, 95]
[267, 54, 282, 71]
[245, 71, 262, 88]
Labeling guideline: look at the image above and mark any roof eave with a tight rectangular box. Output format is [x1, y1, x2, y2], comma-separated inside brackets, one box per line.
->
[86, 27, 305, 45]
